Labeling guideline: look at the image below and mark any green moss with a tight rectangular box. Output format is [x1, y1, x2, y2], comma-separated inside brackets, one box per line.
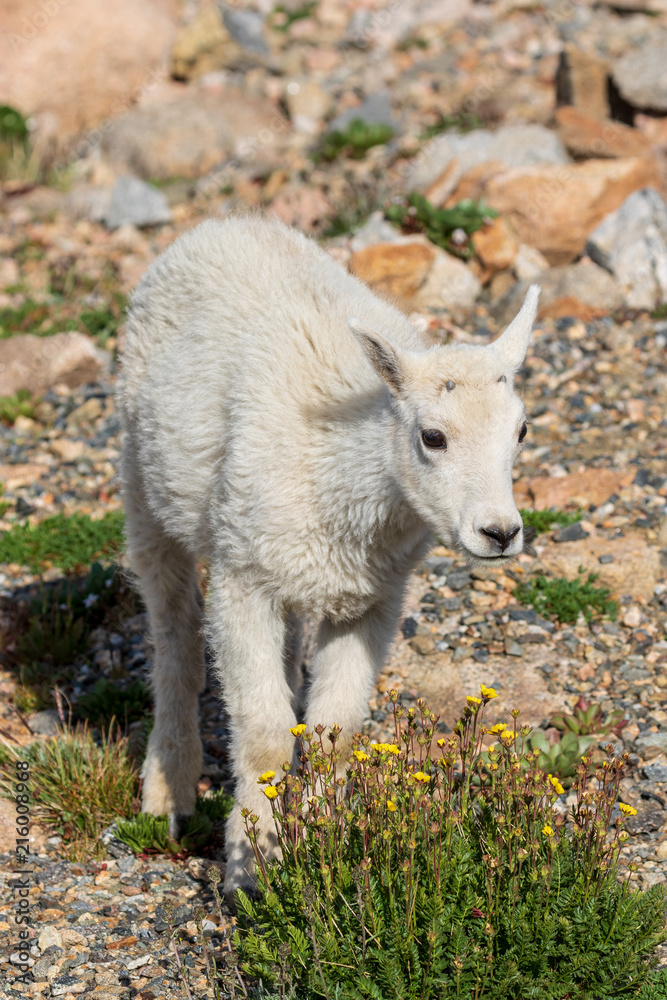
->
[515, 569, 618, 625]
[0, 511, 125, 573]
[272, 1, 318, 31]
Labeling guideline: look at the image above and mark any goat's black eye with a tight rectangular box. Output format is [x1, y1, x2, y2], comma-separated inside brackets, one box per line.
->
[421, 429, 447, 450]
[518, 422, 528, 443]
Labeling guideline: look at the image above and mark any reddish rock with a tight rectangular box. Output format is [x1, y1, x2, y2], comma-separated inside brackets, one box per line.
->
[348, 241, 437, 300]
[556, 107, 652, 160]
[555, 44, 610, 121]
[483, 156, 662, 264]
[472, 217, 518, 271]
[514, 469, 635, 510]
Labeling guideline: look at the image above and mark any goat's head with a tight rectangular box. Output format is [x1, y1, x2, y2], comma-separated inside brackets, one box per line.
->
[349, 285, 539, 564]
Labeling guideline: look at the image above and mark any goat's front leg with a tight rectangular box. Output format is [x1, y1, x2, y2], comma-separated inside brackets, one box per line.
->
[208, 569, 297, 896]
[306, 589, 405, 756]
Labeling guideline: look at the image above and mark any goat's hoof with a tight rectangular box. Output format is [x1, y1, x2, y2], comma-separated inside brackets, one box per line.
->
[168, 812, 191, 842]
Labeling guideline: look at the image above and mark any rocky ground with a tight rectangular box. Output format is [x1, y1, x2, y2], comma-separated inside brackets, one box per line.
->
[1, 0, 667, 996]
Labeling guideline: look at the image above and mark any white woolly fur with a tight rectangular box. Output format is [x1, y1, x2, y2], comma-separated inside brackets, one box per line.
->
[117, 214, 539, 892]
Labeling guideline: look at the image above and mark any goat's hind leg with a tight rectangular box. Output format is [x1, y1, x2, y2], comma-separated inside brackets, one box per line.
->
[123, 472, 205, 836]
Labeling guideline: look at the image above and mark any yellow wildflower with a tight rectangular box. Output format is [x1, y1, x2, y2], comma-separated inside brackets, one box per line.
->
[480, 684, 497, 700]
[436, 738, 446, 747]
[619, 802, 637, 816]
[412, 771, 431, 783]
[542, 825, 554, 837]
[257, 770, 276, 783]
[500, 729, 516, 741]
[547, 774, 565, 795]
[263, 786, 278, 800]
[489, 723, 506, 735]
[353, 750, 369, 762]
[371, 742, 400, 755]
[466, 696, 482, 707]
[387, 800, 397, 812]
[289, 724, 307, 737]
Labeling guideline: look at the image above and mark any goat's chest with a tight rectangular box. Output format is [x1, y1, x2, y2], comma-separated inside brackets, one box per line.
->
[274, 524, 429, 623]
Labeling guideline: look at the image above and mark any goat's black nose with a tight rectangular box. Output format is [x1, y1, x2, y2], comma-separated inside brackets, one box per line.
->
[480, 525, 521, 552]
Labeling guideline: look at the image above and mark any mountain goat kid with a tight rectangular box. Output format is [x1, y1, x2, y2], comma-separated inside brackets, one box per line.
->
[117, 215, 538, 894]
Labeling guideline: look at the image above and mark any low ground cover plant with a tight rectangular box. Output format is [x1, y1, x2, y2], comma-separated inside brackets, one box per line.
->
[385, 193, 496, 258]
[0, 510, 125, 572]
[0, 388, 35, 424]
[0, 724, 139, 860]
[515, 568, 618, 625]
[115, 789, 234, 856]
[235, 691, 665, 998]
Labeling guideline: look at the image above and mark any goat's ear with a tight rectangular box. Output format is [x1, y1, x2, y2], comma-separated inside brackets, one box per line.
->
[491, 284, 540, 372]
[348, 317, 407, 394]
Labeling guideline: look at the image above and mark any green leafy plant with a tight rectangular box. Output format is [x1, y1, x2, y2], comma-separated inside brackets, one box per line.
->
[385, 193, 497, 258]
[317, 118, 395, 162]
[79, 294, 125, 348]
[515, 569, 618, 625]
[0, 104, 38, 184]
[76, 678, 151, 729]
[0, 388, 35, 424]
[0, 725, 140, 860]
[521, 700, 627, 788]
[115, 790, 233, 855]
[550, 698, 626, 740]
[520, 507, 583, 536]
[0, 484, 10, 518]
[234, 692, 665, 998]
[0, 510, 125, 572]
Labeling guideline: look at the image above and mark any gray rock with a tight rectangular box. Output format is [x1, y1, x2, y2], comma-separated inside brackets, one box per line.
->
[553, 522, 590, 543]
[635, 731, 667, 753]
[504, 639, 524, 657]
[585, 188, 667, 311]
[409, 124, 569, 193]
[101, 92, 281, 181]
[28, 710, 62, 736]
[644, 762, 667, 782]
[220, 5, 269, 55]
[328, 92, 397, 134]
[447, 569, 472, 591]
[104, 176, 171, 230]
[613, 39, 667, 112]
[51, 975, 86, 996]
[491, 261, 623, 326]
[64, 183, 113, 223]
[598, 554, 615, 564]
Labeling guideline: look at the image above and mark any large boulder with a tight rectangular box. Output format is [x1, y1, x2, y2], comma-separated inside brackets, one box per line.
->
[483, 156, 662, 264]
[585, 188, 667, 310]
[0, 332, 107, 397]
[348, 239, 481, 313]
[101, 92, 287, 180]
[0, 0, 176, 145]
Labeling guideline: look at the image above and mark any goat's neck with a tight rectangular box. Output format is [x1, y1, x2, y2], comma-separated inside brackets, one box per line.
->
[314, 400, 423, 547]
